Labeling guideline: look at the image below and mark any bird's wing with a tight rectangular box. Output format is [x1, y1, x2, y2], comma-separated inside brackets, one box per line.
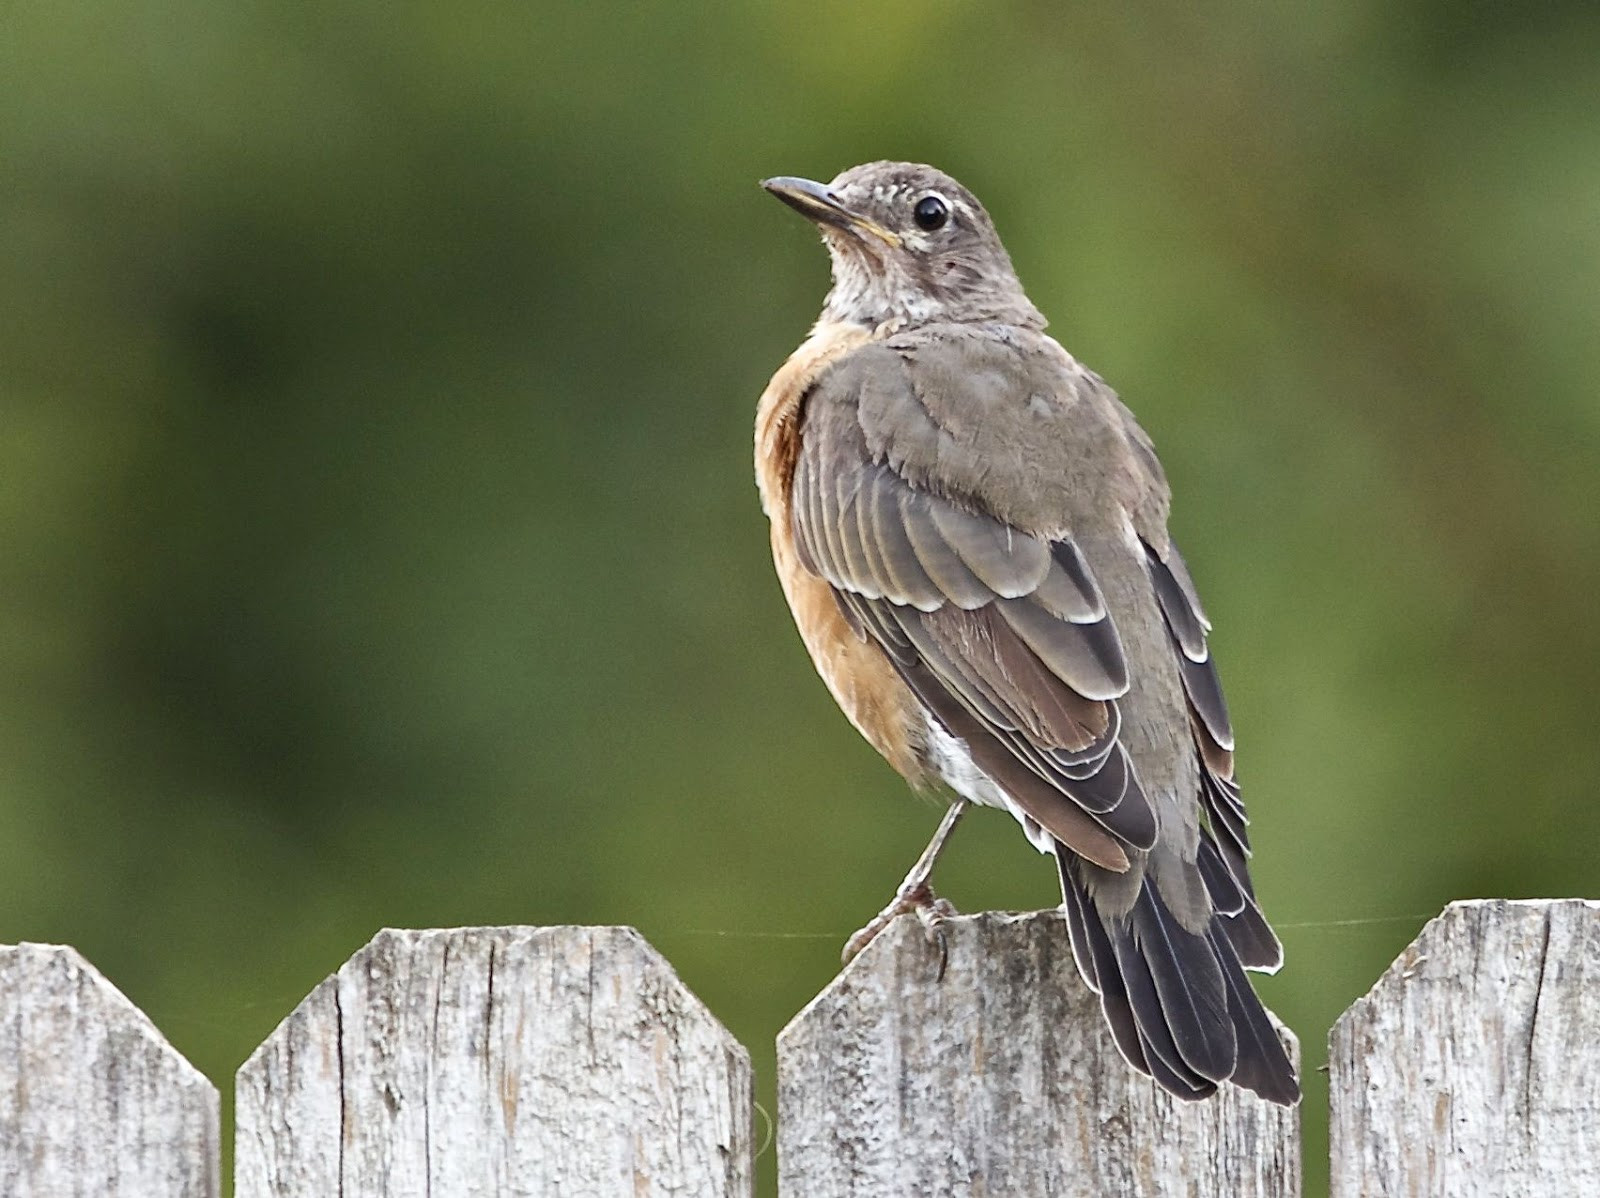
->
[1102, 381, 1280, 970]
[791, 345, 1160, 873]
[1142, 535, 1283, 971]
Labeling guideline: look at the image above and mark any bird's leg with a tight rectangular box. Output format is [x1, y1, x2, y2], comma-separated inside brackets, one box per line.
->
[842, 800, 968, 974]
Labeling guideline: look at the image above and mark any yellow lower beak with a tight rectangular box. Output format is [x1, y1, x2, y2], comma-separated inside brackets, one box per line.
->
[761, 177, 902, 249]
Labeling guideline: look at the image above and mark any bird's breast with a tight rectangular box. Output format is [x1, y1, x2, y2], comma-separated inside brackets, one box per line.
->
[756, 323, 927, 782]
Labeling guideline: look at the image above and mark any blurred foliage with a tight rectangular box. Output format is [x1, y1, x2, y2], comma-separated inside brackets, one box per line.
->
[3, 2, 1599, 1192]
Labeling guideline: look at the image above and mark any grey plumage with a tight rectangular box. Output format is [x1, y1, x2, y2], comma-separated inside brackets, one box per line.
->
[762, 161, 1297, 1105]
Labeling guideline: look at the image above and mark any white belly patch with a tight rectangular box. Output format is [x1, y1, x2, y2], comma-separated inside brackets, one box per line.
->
[922, 716, 1056, 855]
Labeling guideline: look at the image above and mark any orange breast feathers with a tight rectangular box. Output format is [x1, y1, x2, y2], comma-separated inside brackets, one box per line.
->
[755, 324, 927, 783]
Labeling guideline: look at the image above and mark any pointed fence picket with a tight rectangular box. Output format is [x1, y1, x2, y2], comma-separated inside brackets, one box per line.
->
[1329, 898, 1599, 1197]
[778, 911, 1300, 1196]
[0, 943, 219, 1198]
[1, 899, 1594, 1196]
[234, 925, 752, 1197]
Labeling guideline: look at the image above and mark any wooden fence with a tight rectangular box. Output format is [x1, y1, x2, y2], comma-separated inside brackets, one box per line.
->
[1, 899, 1595, 1195]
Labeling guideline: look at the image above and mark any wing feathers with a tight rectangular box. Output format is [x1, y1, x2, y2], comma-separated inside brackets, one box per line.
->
[1179, 654, 1235, 754]
[863, 473, 942, 610]
[929, 500, 1050, 598]
[832, 472, 880, 594]
[901, 661, 1132, 871]
[1145, 538, 1235, 751]
[996, 596, 1129, 702]
[792, 427, 1153, 866]
[925, 604, 1105, 750]
[1141, 534, 1284, 976]
[1196, 834, 1247, 917]
[1220, 899, 1286, 973]
[1147, 542, 1209, 661]
[1036, 541, 1108, 624]
[899, 492, 993, 609]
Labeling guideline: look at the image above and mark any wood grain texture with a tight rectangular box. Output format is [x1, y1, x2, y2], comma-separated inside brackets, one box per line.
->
[1330, 898, 1600, 1197]
[235, 925, 752, 1198]
[0, 942, 219, 1198]
[777, 911, 1299, 1197]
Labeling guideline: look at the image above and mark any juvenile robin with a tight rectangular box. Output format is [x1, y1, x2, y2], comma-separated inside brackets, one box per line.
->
[754, 161, 1298, 1105]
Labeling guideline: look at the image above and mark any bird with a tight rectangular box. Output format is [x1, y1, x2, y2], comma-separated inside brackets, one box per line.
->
[753, 161, 1299, 1105]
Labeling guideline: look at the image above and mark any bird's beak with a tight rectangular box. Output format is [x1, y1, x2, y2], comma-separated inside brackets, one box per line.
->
[761, 176, 902, 249]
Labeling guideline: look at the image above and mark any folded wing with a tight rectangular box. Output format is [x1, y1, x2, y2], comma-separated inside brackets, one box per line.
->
[791, 410, 1152, 870]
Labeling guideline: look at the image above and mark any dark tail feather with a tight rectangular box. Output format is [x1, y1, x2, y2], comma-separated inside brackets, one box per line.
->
[1059, 853, 1217, 1099]
[1110, 920, 1221, 1100]
[1058, 859, 1102, 993]
[1059, 862, 1154, 1080]
[1220, 901, 1286, 973]
[1198, 835, 1285, 972]
[1196, 835, 1247, 914]
[1058, 848, 1300, 1106]
[1209, 922, 1300, 1103]
[1124, 884, 1234, 1083]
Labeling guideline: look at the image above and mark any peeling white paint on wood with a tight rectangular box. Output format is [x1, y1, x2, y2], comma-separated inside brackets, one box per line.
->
[777, 911, 1299, 1197]
[235, 925, 752, 1198]
[1330, 899, 1600, 1197]
[0, 943, 219, 1197]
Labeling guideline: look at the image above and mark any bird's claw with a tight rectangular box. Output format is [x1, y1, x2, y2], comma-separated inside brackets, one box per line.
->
[842, 881, 960, 979]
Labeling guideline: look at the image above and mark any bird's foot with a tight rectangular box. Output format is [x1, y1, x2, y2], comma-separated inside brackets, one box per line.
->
[842, 881, 960, 979]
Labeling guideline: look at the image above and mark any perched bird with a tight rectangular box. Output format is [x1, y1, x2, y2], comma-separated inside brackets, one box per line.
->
[754, 161, 1299, 1105]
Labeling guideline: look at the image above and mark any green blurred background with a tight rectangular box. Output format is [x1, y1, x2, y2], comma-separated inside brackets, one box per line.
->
[4, 1, 1598, 1192]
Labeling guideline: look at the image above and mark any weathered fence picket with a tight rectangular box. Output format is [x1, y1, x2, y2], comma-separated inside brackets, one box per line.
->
[235, 925, 752, 1197]
[0, 943, 220, 1198]
[779, 911, 1298, 1197]
[1, 900, 1595, 1196]
[1329, 898, 1600, 1197]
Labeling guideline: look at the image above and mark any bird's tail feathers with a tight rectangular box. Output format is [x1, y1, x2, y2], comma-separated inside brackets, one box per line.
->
[1057, 848, 1300, 1106]
[1196, 833, 1285, 973]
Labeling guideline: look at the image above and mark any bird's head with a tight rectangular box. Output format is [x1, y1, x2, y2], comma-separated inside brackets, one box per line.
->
[762, 161, 1045, 331]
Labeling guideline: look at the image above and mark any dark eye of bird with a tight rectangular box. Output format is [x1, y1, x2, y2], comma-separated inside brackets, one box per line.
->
[913, 195, 949, 232]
